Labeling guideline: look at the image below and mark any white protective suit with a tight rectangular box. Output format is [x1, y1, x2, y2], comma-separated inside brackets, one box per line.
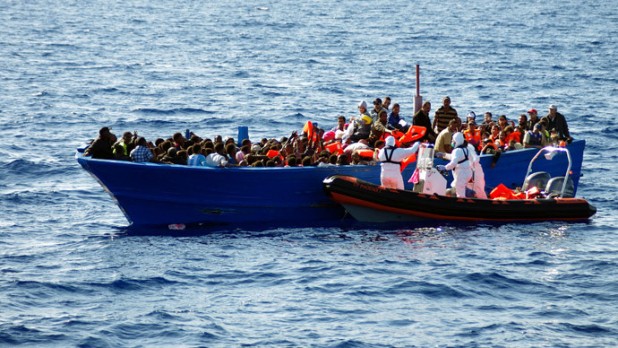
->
[377, 136, 420, 190]
[443, 133, 473, 198]
[442, 141, 486, 198]
[467, 143, 487, 199]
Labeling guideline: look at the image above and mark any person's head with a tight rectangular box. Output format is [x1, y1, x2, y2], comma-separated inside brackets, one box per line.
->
[373, 98, 382, 110]
[422, 101, 431, 113]
[392, 103, 400, 114]
[447, 119, 458, 132]
[549, 104, 557, 115]
[215, 142, 225, 155]
[498, 115, 508, 127]
[467, 111, 477, 124]
[534, 123, 543, 133]
[122, 131, 133, 143]
[337, 115, 346, 126]
[99, 127, 112, 141]
[467, 121, 477, 131]
[383, 96, 391, 109]
[499, 131, 507, 141]
[442, 96, 451, 107]
[172, 132, 185, 145]
[336, 154, 349, 166]
[518, 114, 527, 124]
[484, 112, 492, 123]
[527, 108, 538, 119]
[191, 143, 202, 155]
[358, 100, 368, 114]
[225, 143, 237, 156]
[136, 137, 148, 146]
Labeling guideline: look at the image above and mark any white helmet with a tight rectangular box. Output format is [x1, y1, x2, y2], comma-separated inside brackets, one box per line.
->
[452, 132, 465, 148]
[385, 136, 396, 147]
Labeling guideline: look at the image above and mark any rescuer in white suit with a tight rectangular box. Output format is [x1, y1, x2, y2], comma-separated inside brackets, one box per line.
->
[436, 132, 473, 198]
[438, 137, 487, 199]
[467, 143, 487, 199]
[377, 136, 420, 190]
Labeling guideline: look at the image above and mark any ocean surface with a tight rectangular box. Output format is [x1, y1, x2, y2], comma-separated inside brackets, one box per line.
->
[1, 0, 617, 346]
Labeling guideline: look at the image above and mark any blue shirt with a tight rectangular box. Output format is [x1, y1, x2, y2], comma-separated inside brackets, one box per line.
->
[188, 154, 207, 166]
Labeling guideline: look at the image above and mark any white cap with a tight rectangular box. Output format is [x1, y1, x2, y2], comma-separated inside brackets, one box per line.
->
[549, 104, 557, 110]
[358, 100, 367, 109]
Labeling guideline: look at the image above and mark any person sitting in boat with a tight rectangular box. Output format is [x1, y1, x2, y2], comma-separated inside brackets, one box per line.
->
[187, 144, 207, 166]
[480, 138, 498, 155]
[387, 103, 410, 133]
[346, 101, 373, 143]
[497, 114, 509, 130]
[463, 120, 482, 152]
[523, 123, 547, 149]
[436, 132, 472, 198]
[368, 106, 392, 146]
[130, 136, 155, 163]
[541, 104, 572, 143]
[205, 142, 228, 167]
[84, 127, 115, 159]
[377, 136, 420, 190]
[480, 112, 494, 134]
[112, 131, 134, 159]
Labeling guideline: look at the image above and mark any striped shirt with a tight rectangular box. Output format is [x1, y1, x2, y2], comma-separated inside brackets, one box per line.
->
[434, 106, 458, 133]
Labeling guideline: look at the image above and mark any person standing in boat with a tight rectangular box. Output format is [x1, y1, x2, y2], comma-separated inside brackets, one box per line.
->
[413, 101, 437, 143]
[437, 133, 487, 199]
[437, 132, 472, 198]
[371, 98, 389, 123]
[541, 104, 571, 143]
[377, 136, 420, 190]
[526, 108, 540, 130]
[432, 96, 458, 133]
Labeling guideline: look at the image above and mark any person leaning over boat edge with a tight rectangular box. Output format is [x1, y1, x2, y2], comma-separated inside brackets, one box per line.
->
[377, 136, 420, 190]
[84, 126, 115, 159]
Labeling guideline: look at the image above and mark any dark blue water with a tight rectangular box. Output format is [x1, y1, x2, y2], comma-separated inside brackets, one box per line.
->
[1, 0, 617, 346]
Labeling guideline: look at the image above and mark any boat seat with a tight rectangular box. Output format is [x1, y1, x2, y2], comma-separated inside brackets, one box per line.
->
[522, 171, 551, 191]
[545, 176, 575, 198]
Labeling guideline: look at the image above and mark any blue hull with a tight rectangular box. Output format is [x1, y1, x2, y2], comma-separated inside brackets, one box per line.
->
[76, 140, 585, 227]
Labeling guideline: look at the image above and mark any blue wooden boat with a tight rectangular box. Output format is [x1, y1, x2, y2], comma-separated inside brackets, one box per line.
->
[76, 139, 586, 228]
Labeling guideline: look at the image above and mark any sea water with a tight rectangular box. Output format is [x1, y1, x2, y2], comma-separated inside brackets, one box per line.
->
[1, 0, 617, 346]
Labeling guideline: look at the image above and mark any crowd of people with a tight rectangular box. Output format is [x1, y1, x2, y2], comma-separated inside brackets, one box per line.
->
[83, 96, 572, 170]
